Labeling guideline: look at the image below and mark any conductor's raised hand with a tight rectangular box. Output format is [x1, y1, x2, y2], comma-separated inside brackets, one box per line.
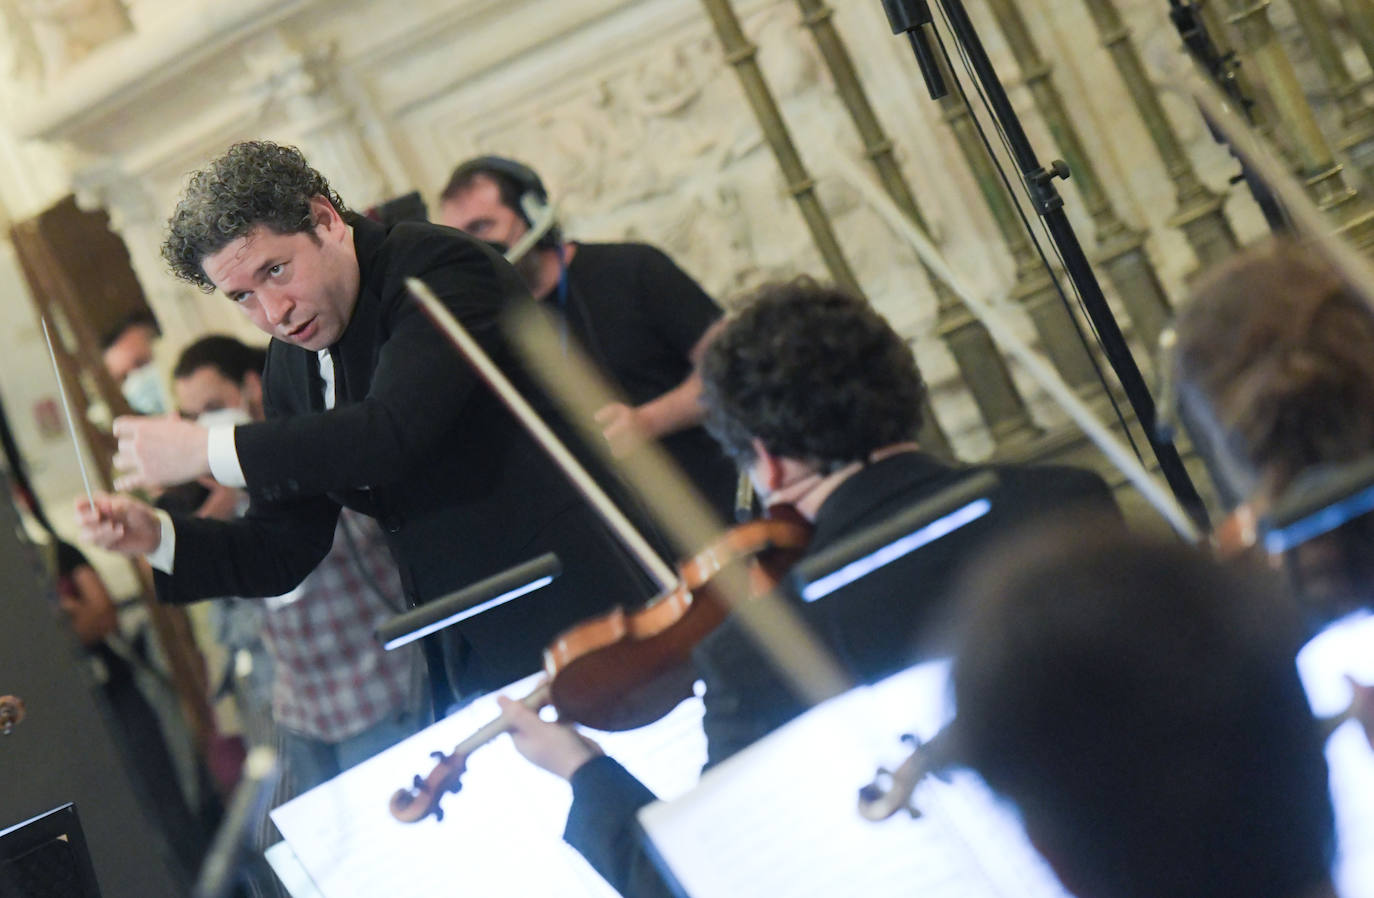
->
[496, 694, 603, 781]
[76, 492, 163, 556]
[112, 414, 211, 491]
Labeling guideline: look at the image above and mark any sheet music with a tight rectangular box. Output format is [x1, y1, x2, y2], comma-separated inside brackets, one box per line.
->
[639, 662, 1074, 898]
[270, 673, 706, 898]
[1297, 612, 1374, 898]
[263, 842, 324, 898]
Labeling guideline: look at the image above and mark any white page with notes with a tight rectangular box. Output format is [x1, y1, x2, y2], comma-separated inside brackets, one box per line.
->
[269, 673, 706, 898]
[1298, 612, 1374, 898]
[639, 661, 1072, 898]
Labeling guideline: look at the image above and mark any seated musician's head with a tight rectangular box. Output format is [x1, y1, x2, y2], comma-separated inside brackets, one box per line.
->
[1171, 239, 1374, 619]
[161, 141, 359, 353]
[438, 156, 556, 292]
[173, 334, 269, 425]
[699, 278, 925, 504]
[951, 527, 1334, 898]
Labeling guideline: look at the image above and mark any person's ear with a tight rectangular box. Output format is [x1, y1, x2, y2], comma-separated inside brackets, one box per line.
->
[309, 195, 344, 238]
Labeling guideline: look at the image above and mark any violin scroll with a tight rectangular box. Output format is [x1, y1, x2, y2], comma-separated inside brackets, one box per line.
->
[857, 733, 926, 820]
[389, 750, 468, 823]
[857, 727, 952, 822]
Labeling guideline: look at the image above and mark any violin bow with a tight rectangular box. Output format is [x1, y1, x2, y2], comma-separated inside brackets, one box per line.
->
[503, 301, 852, 708]
[406, 277, 677, 592]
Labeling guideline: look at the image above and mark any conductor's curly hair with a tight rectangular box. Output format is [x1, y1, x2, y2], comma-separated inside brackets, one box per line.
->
[700, 278, 926, 471]
[161, 141, 349, 292]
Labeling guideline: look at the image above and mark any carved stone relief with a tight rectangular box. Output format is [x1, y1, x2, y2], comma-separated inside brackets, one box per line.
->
[0, 0, 1284, 464]
[13, 0, 132, 80]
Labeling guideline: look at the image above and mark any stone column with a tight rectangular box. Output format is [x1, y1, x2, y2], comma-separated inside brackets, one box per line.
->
[1075, 0, 1237, 270]
[699, 0, 952, 456]
[934, 56, 1101, 396]
[983, 0, 1174, 347]
[697, 0, 859, 295]
[795, 0, 1039, 452]
[1335, 0, 1374, 80]
[1220, 0, 1374, 250]
[1286, 0, 1374, 186]
[71, 167, 208, 350]
[238, 30, 392, 211]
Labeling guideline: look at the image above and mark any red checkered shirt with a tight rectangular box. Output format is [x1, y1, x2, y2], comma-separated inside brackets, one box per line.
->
[260, 509, 414, 742]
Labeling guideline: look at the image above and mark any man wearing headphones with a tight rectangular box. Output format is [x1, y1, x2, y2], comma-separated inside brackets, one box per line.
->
[438, 157, 739, 522]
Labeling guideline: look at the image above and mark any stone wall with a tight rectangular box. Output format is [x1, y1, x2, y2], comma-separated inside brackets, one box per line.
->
[0, 0, 1325, 525]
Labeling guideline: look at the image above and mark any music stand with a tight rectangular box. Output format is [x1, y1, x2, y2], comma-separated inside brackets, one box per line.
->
[0, 803, 102, 898]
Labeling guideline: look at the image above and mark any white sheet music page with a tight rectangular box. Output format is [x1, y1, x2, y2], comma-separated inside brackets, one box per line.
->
[264, 842, 324, 898]
[1297, 612, 1374, 898]
[270, 673, 706, 898]
[639, 661, 1072, 898]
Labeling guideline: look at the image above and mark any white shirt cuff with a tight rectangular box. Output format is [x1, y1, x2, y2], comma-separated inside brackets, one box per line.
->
[146, 509, 176, 574]
[207, 424, 248, 488]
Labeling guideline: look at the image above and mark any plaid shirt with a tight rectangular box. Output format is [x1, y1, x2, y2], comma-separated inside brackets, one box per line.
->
[260, 509, 414, 742]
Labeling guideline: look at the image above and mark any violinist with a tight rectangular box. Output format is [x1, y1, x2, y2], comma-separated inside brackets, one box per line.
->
[77, 140, 653, 705]
[1168, 240, 1374, 751]
[951, 525, 1337, 898]
[497, 278, 1118, 897]
[1168, 240, 1374, 625]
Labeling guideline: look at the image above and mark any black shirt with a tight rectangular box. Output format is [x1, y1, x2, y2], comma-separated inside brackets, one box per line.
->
[559, 243, 739, 522]
[562, 452, 1120, 898]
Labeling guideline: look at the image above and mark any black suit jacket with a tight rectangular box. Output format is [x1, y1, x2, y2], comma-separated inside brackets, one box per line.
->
[563, 451, 1120, 897]
[156, 218, 652, 693]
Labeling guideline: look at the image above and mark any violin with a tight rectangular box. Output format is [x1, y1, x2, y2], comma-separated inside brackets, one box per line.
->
[389, 508, 812, 823]
[400, 280, 830, 823]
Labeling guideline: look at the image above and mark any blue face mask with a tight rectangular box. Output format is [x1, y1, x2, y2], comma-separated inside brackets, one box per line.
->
[121, 363, 168, 415]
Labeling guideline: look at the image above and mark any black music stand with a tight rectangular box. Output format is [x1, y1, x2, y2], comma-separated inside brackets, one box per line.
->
[0, 803, 102, 898]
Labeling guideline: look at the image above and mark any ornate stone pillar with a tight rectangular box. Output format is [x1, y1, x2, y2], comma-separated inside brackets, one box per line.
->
[70, 166, 209, 351]
[1336, 0, 1374, 80]
[794, 0, 1039, 453]
[983, 0, 1173, 347]
[238, 30, 392, 211]
[1074, 0, 1237, 270]
[697, 0, 859, 295]
[1220, 0, 1374, 250]
[1285, 0, 1374, 186]
[933, 54, 1101, 396]
[699, 0, 952, 457]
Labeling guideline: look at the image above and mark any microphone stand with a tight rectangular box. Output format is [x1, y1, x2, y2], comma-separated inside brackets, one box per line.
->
[1166, 0, 1291, 232]
[882, 0, 1210, 531]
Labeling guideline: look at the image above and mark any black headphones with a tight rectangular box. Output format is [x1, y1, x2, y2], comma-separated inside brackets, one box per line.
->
[447, 155, 562, 250]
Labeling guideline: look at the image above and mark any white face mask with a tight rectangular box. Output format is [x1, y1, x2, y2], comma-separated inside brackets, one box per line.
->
[121, 363, 168, 415]
[196, 407, 252, 430]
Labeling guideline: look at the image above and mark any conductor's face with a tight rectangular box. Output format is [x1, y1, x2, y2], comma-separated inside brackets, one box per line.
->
[204, 195, 361, 352]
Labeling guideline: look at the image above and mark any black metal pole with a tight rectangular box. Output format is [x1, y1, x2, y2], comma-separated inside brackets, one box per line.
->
[882, 0, 949, 99]
[917, 0, 1211, 529]
[1167, 0, 1291, 232]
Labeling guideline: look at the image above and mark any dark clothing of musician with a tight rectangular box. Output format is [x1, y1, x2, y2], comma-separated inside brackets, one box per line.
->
[152, 218, 652, 696]
[555, 243, 738, 522]
[55, 541, 214, 876]
[559, 450, 1120, 897]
